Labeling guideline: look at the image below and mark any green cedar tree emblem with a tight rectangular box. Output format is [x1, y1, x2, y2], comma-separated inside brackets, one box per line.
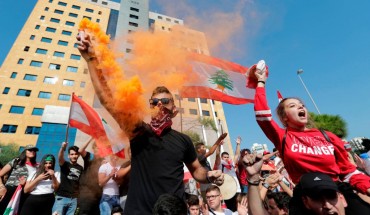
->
[209, 69, 233, 92]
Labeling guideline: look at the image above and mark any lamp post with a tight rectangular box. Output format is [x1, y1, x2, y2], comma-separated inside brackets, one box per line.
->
[297, 69, 321, 114]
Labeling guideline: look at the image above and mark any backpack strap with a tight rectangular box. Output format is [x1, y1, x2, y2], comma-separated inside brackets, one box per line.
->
[281, 129, 288, 160]
[319, 129, 332, 143]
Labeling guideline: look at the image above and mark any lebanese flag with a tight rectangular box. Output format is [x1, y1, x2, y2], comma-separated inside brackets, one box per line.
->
[69, 93, 126, 158]
[4, 185, 22, 215]
[180, 53, 254, 105]
[277, 90, 283, 102]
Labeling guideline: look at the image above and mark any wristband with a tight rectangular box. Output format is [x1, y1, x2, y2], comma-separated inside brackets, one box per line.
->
[247, 178, 260, 186]
[262, 182, 270, 189]
[87, 56, 97, 62]
[257, 80, 265, 85]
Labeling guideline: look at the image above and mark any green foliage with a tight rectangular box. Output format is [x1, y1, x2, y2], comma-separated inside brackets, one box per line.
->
[0, 143, 19, 166]
[183, 130, 201, 143]
[310, 112, 348, 138]
[209, 69, 233, 91]
[198, 117, 217, 132]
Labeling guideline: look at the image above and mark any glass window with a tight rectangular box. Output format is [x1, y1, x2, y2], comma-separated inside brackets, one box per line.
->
[83, 16, 91, 20]
[175, 20, 179, 24]
[65, 21, 75, 26]
[70, 54, 81, 60]
[85, 8, 94, 13]
[36, 48, 47, 55]
[129, 22, 138, 27]
[30, 35, 35, 40]
[63, 79, 74, 86]
[58, 40, 68, 46]
[130, 7, 139, 12]
[189, 109, 198, 115]
[30, 61, 43, 67]
[24, 46, 30, 52]
[45, 7, 49, 11]
[45, 27, 56, 33]
[50, 18, 60, 23]
[66, 66, 78, 73]
[58, 1, 67, 6]
[202, 110, 210, 116]
[54, 9, 64, 14]
[69, 12, 78, 18]
[96, 18, 100, 23]
[72, 5, 80, 10]
[32, 108, 44, 116]
[10, 72, 17, 79]
[9, 106, 25, 114]
[158, 16, 162, 19]
[130, 14, 139, 19]
[1, 124, 18, 133]
[35, 25, 40, 29]
[38, 91, 52, 99]
[3, 87, 10, 94]
[43, 77, 57, 84]
[17, 89, 31, 97]
[58, 94, 71, 101]
[40, 15, 45, 20]
[49, 0, 53, 2]
[0, 104, 2, 109]
[24, 74, 37, 81]
[62, 30, 72, 36]
[80, 81, 86, 88]
[41, 37, 52, 43]
[53, 51, 65, 57]
[214, 112, 218, 117]
[49, 63, 61, 70]
[18, 58, 24, 64]
[188, 98, 196, 102]
[200, 98, 208, 104]
[73, 43, 78, 48]
[25, 126, 41, 135]
[102, 1, 108, 5]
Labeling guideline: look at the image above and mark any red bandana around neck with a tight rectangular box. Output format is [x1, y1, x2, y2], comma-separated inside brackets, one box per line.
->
[150, 106, 173, 136]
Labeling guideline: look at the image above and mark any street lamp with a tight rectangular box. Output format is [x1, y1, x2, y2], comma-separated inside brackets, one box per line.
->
[297, 69, 321, 114]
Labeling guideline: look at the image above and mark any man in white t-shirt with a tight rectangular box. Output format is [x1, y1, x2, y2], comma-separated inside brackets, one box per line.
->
[205, 185, 234, 215]
[98, 155, 121, 215]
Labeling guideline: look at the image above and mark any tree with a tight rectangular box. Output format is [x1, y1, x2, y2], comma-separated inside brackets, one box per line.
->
[0, 143, 19, 166]
[310, 112, 348, 138]
[183, 130, 201, 143]
[208, 69, 233, 92]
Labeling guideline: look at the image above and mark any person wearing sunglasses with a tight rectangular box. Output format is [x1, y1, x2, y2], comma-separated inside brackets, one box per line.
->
[77, 34, 224, 215]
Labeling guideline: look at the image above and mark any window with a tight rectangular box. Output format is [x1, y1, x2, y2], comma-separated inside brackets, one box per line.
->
[54, 9, 64, 14]
[62, 30, 72, 36]
[50, 18, 60, 23]
[126, 48, 132, 53]
[200, 98, 208, 104]
[49, 0, 53, 2]
[24, 46, 30, 52]
[1, 124, 18, 133]
[83, 16, 91, 20]
[24, 74, 37, 81]
[73, 43, 78, 48]
[30, 35, 35, 40]
[53, 51, 65, 57]
[130, 7, 139, 12]
[18, 58, 24, 64]
[43, 77, 57, 84]
[189, 109, 198, 115]
[32, 108, 44, 116]
[72, 5, 80, 10]
[69, 12, 78, 18]
[49, 63, 61, 70]
[85, 8, 94, 13]
[130, 14, 138, 19]
[40, 15, 45, 20]
[58, 1, 67, 6]
[158, 16, 162, 19]
[175, 20, 179, 24]
[58, 94, 71, 101]
[30, 61, 43, 67]
[102, 1, 108, 5]
[17, 89, 32, 97]
[80, 81, 86, 88]
[45, 7, 49, 11]
[202, 110, 210, 116]
[214, 112, 218, 117]
[46, 27, 56, 33]
[0, 104, 2, 109]
[65, 21, 75, 26]
[92, 0, 98, 2]
[10, 72, 17, 79]
[188, 98, 196, 102]
[98, 11, 102, 15]
[166, 18, 171, 22]
[41, 37, 52, 43]
[35, 25, 40, 29]
[9, 106, 25, 114]
[36, 48, 47, 54]
[129, 22, 138, 27]
[25, 126, 41, 135]
[70, 54, 81, 60]
[63, 79, 74, 86]
[58, 40, 68, 46]
[38, 91, 52, 99]
[66, 66, 78, 73]
[3, 87, 10, 94]
[96, 18, 100, 23]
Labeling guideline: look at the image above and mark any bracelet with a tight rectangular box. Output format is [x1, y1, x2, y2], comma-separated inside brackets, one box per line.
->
[257, 80, 265, 85]
[262, 182, 270, 189]
[247, 178, 260, 186]
[87, 56, 97, 62]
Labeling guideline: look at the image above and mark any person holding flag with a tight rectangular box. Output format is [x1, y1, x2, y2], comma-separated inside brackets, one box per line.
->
[76, 27, 224, 215]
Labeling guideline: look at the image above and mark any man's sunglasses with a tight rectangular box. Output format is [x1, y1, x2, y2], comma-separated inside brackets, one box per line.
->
[149, 98, 173, 106]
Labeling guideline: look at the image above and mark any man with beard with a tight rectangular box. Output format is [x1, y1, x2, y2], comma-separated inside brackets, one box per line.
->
[77, 34, 224, 215]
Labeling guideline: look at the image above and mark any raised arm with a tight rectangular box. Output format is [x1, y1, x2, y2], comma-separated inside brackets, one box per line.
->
[186, 159, 224, 186]
[78, 137, 94, 158]
[59, 142, 67, 166]
[233, 136, 242, 164]
[213, 144, 221, 170]
[204, 133, 227, 158]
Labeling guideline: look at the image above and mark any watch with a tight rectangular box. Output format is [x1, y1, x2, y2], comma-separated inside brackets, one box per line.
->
[262, 182, 270, 189]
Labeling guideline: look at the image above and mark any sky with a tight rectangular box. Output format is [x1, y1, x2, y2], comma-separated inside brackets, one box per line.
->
[1, 0, 369, 151]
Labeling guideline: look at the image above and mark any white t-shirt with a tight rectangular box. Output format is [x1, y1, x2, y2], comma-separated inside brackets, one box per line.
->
[219, 160, 241, 193]
[211, 208, 236, 215]
[27, 172, 60, 195]
[98, 162, 120, 195]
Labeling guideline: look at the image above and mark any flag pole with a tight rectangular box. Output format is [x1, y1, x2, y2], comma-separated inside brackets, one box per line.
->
[65, 92, 74, 143]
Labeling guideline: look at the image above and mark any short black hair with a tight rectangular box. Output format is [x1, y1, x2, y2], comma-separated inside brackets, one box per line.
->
[221, 152, 229, 157]
[195, 142, 205, 151]
[186, 195, 199, 206]
[266, 191, 290, 210]
[111, 206, 123, 215]
[68, 146, 80, 154]
[152, 194, 187, 215]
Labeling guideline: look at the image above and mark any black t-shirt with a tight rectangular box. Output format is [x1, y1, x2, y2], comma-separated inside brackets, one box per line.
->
[56, 153, 90, 198]
[124, 124, 197, 215]
[198, 154, 211, 171]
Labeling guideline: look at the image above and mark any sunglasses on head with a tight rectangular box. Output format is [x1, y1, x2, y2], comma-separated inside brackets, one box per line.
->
[149, 98, 173, 106]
